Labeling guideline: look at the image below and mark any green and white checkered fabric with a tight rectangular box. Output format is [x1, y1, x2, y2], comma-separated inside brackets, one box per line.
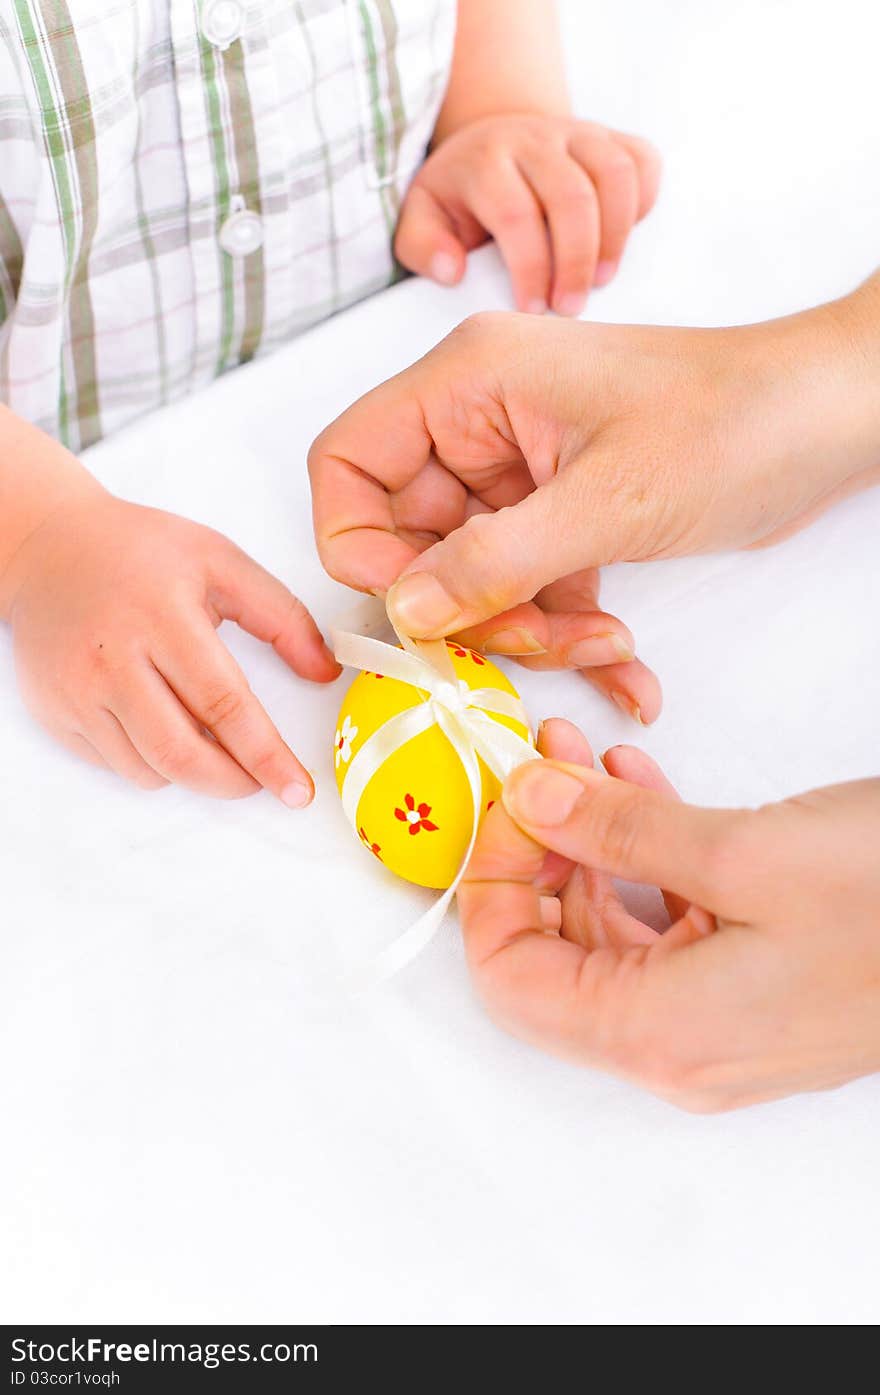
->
[0, 0, 455, 449]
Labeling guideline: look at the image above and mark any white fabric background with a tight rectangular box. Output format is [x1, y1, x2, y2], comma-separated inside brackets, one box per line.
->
[2, 0, 879, 1325]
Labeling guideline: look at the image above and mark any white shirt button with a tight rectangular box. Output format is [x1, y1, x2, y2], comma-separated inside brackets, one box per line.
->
[202, 0, 245, 50]
[219, 197, 263, 257]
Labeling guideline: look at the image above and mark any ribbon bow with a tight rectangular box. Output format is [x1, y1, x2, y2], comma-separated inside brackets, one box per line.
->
[331, 598, 540, 988]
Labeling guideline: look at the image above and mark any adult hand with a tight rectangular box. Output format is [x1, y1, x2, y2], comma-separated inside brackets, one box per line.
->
[310, 280, 880, 720]
[458, 718, 880, 1111]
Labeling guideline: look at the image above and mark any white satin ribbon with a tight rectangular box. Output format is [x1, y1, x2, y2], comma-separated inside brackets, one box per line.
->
[331, 597, 540, 989]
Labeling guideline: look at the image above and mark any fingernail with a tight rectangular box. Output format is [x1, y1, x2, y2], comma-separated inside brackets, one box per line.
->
[387, 573, 461, 636]
[567, 633, 634, 666]
[525, 297, 547, 315]
[593, 259, 618, 288]
[612, 691, 644, 724]
[504, 763, 584, 826]
[281, 781, 312, 809]
[554, 292, 586, 318]
[430, 252, 460, 285]
[322, 641, 341, 669]
[483, 627, 546, 656]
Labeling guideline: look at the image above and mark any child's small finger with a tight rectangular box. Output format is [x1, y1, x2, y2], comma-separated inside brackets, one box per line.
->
[87, 708, 169, 790]
[394, 183, 468, 286]
[157, 615, 316, 807]
[517, 150, 599, 316]
[567, 129, 639, 279]
[57, 729, 112, 772]
[115, 660, 259, 800]
[611, 131, 663, 220]
[211, 541, 340, 683]
[465, 159, 552, 313]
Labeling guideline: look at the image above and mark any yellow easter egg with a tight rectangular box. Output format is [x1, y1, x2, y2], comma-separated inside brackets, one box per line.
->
[333, 641, 532, 889]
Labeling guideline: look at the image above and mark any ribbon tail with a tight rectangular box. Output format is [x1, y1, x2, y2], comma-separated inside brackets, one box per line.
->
[348, 706, 484, 995]
[349, 884, 458, 994]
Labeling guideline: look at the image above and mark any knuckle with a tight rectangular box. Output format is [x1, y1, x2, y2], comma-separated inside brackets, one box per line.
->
[555, 253, 591, 286]
[661, 1059, 746, 1114]
[626, 1034, 706, 1107]
[626, 132, 662, 171]
[150, 733, 200, 779]
[594, 792, 644, 869]
[247, 745, 284, 781]
[512, 261, 548, 288]
[665, 1087, 731, 1115]
[83, 634, 121, 676]
[599, 148, 638, 185]
[135, 771, 168, 792]
[280, 590, 309, 628]
[493, 199, 536, 231]
[550, 185, 597, 220]
[448, 310, 506, 348]
[306, 434, 325, 480]
[446, 513, 516, 611]
[572, 118, 609, 143]
[199, 685, 247, 729]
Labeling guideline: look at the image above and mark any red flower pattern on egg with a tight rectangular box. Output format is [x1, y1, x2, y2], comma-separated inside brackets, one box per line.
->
[446, 641, 486, 666]
[394, 793, 439, 836]
[359, 826, 382, 860]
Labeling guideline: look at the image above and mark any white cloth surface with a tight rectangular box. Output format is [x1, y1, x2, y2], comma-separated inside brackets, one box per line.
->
[2, 0, 879, 1325]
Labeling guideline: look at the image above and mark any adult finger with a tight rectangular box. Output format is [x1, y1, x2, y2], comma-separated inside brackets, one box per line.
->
[456, 599, 634, 666]
[386, 467, 622, 640]
[578, 657, 663, 727]
[309, 371, 436, 594]
[533, 716, 597, 895]
[502, 759, 746, 912]
[460, 784, 719, 1080]
[535, 718, 657, 949]
[602, 744, 691, 921]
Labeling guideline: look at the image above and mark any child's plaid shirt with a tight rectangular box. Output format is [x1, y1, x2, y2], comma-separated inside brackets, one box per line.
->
[0, 0, 455, 448]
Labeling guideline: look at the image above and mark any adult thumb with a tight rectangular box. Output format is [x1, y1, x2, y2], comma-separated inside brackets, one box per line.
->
[503, 759, 741, 912]
[387, 472, 600, 639]
[394, 184, 467, 286]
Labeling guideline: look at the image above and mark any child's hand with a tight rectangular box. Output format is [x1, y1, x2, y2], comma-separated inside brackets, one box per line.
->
[7, 493, 340, 802]
[395, 115, 661, 315]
